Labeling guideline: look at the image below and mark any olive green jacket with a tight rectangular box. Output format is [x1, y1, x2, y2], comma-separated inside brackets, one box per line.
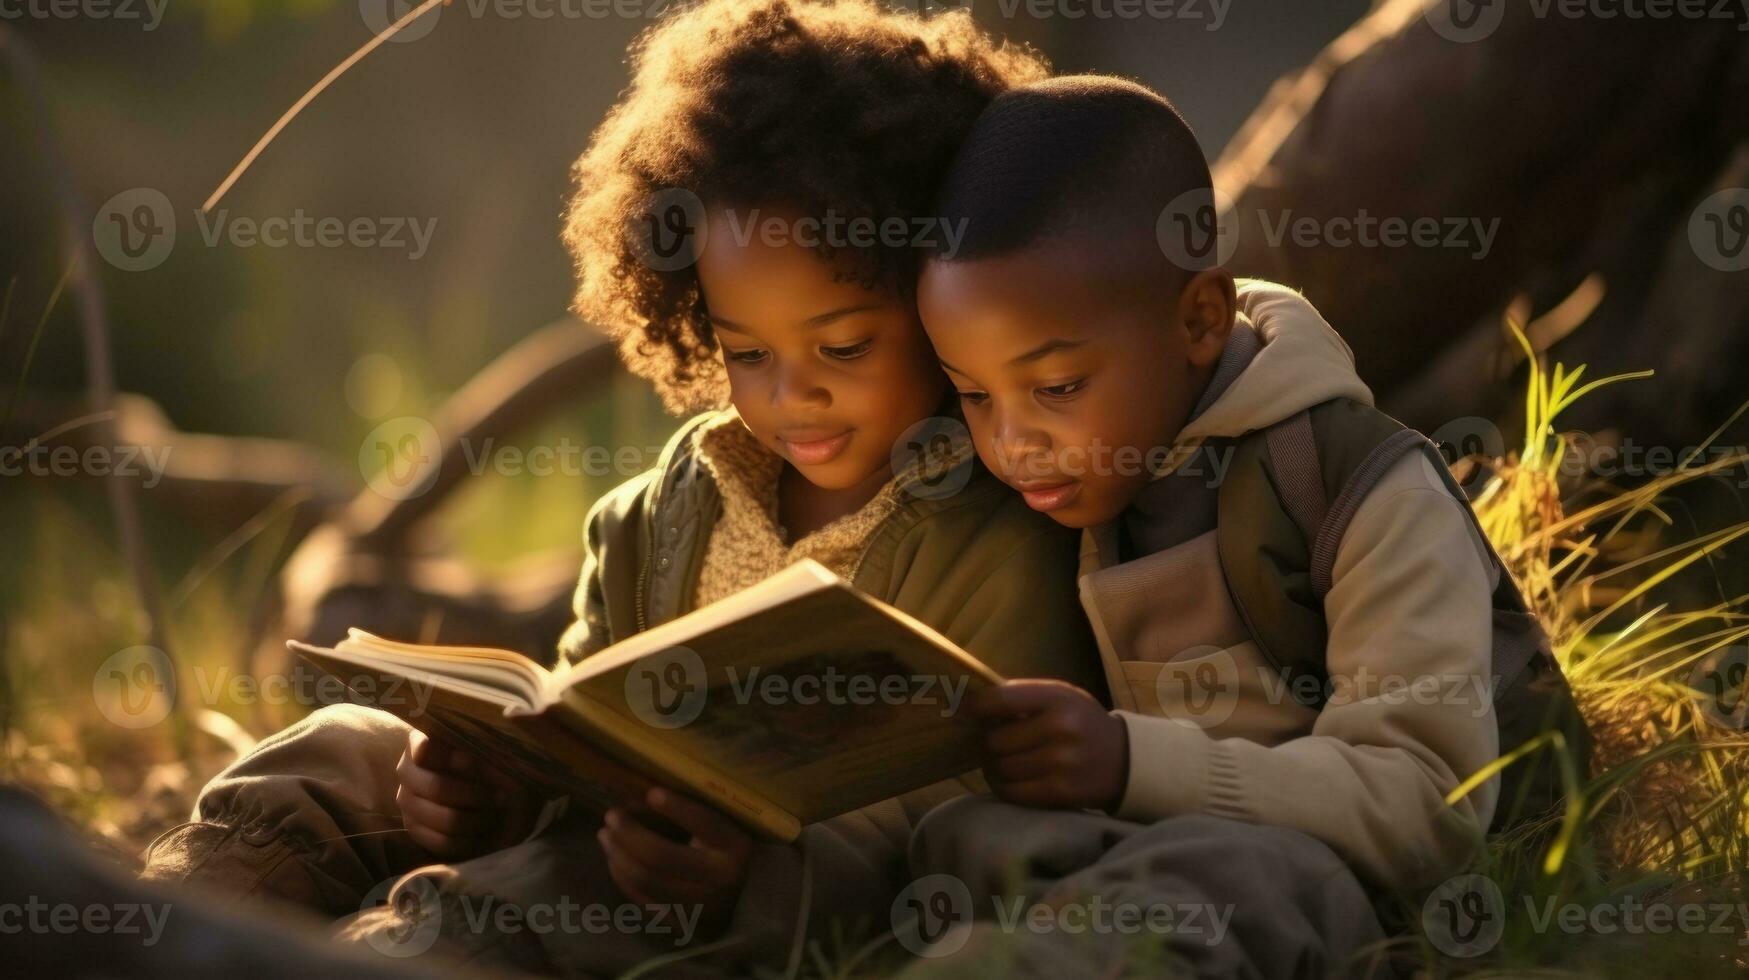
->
[555, 409, 1105, 965]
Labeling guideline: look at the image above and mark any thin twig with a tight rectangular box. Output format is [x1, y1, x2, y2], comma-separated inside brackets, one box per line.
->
[202, 0, 449, 212]
[0, 26, 173, 665]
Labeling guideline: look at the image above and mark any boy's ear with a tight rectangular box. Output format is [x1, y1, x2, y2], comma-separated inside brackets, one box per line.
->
[1177, 269, 1237, 370]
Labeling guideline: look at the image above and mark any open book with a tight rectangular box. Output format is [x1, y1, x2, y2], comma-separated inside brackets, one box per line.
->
[290, 559, 1002, 842]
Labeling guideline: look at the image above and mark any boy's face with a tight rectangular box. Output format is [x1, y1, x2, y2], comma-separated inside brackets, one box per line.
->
[917, 237, 1233, 528]
[694, 206, 947, 492]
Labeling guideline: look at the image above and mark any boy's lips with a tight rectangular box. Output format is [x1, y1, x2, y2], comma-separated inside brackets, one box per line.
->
[779, 429, 853, 466]
[1015, 480, 1080, 512]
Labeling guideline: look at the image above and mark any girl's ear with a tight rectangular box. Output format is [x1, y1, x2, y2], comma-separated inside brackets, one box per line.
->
[1178, 269, 1237, 370]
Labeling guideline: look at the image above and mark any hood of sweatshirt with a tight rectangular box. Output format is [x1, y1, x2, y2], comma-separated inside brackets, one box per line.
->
[1175, 279, 1373, 446]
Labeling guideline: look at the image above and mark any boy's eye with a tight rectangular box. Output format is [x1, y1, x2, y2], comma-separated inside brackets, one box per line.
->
[725, 348, 769, 365]
[821, 340, 873, 360]
[956, 390, 989, 406]
[1037, 379, 1087, 400]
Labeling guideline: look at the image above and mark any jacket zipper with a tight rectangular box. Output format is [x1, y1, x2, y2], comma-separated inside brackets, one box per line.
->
[634, 415, 710, 635]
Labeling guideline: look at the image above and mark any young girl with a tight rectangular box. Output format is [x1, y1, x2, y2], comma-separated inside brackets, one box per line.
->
[143, 0, 1102, 973]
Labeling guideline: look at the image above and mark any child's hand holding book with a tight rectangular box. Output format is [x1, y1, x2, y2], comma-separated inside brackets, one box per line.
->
[598, 786, 752, 935]
[395, 729, 540, 859]
[970, 680, 1131, 814]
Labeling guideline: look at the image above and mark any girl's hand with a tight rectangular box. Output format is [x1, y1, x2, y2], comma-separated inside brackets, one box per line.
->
[395, 728, 536, 859]
[598, 787, 752, 937]
[968, 679, 1131, 813]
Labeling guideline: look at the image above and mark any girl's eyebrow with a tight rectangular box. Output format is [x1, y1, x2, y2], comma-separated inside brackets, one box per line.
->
[803, 302, 887, 327]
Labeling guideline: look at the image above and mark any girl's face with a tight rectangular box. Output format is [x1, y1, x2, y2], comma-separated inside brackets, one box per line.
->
[694, 206, 948, 491]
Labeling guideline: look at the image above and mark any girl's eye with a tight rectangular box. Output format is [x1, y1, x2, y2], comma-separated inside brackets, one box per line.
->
[821, 340, 873, 360]
[956, 390, 989, 406]
[1038, 379, 1087, 400]
[725, 349, 769, 365]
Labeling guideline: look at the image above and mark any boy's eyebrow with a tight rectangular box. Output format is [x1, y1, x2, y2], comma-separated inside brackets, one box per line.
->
[710, 303, 885, 334]
[939, 339, 1088, 378]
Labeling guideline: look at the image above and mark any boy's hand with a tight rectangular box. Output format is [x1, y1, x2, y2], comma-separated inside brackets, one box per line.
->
[598, 787, 752, 936]
[968, 679, 1130, 813]
[395, 729, 536, 859]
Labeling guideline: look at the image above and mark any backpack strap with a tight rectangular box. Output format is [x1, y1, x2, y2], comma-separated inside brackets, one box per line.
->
[1261, 411, 1433, 602]
[1262, 411, 1326, 547]
[1307, 427, 1431, 601]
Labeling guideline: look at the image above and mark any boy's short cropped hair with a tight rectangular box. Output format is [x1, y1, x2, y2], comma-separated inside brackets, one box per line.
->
[930, 75, 1214, 277]
[563, 0, 1048, 413]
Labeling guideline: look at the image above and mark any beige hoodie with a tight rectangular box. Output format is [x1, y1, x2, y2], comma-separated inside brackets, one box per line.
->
[1081, 279, 1500, 892]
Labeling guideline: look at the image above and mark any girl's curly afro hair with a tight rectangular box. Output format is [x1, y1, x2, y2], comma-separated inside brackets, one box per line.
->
[562, 0, 1049, 413]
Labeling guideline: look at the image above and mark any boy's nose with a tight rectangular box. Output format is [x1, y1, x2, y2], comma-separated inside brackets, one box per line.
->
[991, 414, 1052, 475]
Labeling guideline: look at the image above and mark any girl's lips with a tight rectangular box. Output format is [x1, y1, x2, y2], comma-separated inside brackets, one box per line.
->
[1019, 481, 1081, 512]
[780, 430, 853, 466]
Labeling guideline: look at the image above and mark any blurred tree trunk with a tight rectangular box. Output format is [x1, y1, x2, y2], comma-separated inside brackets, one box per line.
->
[1216, 0, 1748, 448]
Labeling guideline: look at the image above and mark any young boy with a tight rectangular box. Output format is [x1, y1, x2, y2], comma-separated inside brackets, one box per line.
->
[901, 76, 1503, 978]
